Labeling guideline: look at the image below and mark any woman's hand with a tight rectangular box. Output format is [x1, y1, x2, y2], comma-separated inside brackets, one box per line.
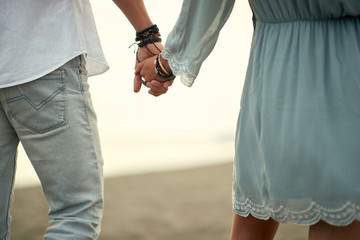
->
[147, 79, 174, 96]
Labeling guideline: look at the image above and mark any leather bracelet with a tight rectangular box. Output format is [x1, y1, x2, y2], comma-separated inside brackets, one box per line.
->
[157, 54, 171, 76]
[136, 24, 160, 41]
[154, 54, 175, 81]
[137, 37, 162, 48]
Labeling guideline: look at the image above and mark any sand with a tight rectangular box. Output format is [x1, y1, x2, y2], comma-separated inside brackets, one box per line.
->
[10, 163, 308, 240]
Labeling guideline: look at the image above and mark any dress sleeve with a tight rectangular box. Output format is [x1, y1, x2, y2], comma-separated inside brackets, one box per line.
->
[161, 0, 235, 87]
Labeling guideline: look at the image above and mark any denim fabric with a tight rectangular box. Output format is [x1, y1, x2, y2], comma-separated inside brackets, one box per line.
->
[0, 55, 104, 239]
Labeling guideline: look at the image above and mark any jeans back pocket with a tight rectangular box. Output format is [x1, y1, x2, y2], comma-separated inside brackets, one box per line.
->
[5, 69, 67, 134]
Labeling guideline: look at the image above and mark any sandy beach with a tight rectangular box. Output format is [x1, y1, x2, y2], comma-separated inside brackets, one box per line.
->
[10, 163, 308, 240]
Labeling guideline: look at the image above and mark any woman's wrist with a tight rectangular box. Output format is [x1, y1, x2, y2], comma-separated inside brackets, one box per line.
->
[159, 54, 172, 75]
[155, 54, 175, 81]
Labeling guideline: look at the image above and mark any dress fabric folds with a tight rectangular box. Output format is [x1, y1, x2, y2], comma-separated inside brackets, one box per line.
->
[233, 0, 360, 226]
[163, 0, 360, 226]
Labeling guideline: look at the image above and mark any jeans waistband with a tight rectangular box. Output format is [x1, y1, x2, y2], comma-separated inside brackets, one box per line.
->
[61, 54, 86, 70]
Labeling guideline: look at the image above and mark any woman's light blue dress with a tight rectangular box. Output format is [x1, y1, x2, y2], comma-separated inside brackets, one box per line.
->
[163, 0, 360, 226]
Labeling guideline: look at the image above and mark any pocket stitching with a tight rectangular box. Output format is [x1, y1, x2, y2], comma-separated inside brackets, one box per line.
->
[5, 70, 67, 134]
[7, 89, 67, 134]
[6, 86, 65, 110]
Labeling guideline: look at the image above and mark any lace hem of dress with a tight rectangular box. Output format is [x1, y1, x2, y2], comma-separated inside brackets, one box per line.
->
[233, 197, 360, 226]
[161, 47, 197, 87]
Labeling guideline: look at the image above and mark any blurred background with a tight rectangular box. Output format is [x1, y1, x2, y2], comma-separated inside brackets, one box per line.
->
[11, 0, 308, 239]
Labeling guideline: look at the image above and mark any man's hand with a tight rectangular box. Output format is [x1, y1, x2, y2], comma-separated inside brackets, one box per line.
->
[134, 42, 162, 92]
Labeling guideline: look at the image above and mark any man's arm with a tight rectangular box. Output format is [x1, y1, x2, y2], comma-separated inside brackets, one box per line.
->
[113, 0, 173, 96]
[113, 0, 153, 31]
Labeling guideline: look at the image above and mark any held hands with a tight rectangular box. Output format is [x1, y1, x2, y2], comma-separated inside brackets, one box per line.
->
[134, 42, 162, 92]
[135, 54, 174, 96]
[132, 24, 175, 96]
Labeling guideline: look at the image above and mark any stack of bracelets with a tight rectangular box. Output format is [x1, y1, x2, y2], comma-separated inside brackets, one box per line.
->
[135, 24, 162, 62]
[154, 54, 175, 80]
[135, 24, 175, 83]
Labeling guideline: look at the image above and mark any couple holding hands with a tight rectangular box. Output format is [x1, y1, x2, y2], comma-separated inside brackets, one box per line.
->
[1, 0, 359, 239]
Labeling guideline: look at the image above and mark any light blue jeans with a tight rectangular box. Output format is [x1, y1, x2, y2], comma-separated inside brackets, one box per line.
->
[0, 56, 104, 239]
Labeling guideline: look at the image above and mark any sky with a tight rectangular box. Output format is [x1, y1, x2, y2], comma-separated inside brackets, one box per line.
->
[15, 0, 254, 188]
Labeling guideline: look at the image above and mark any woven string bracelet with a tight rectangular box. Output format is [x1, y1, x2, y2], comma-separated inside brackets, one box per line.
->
[130, 24, 162, 63]
[136, 24, 159, 41]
